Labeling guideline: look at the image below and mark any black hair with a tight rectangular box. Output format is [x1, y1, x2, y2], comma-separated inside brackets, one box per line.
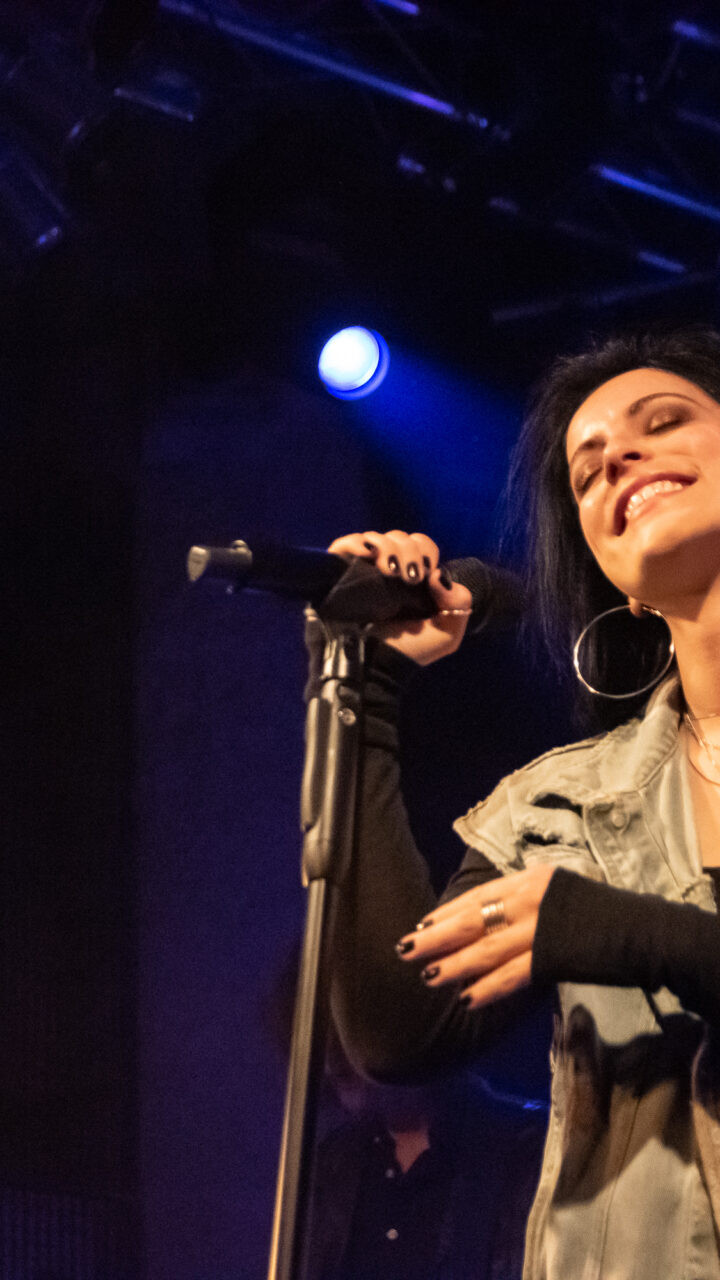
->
[505, 325, 720, 727]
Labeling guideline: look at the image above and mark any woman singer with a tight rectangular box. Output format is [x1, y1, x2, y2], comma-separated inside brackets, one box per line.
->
[323, 328, 720, 1279]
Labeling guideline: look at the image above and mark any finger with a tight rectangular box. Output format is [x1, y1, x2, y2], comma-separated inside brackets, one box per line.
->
[334, 529, 407, 579]
[327, 533, 382, 560]
[419, 919, 535, 988]
[376, 568, 468, 662]
[427, 567, 473, 616]
[457, 951, 533, 1010]
[396, 908, 491, 964]
[409, 866, 552, 936]
[396, 885, 513, 961]
[378, 530, 429, 583]
[327, 531, 439, 583]
[409, 532, 441, 577]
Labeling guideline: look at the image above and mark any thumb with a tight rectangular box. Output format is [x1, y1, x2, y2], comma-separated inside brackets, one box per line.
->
[428, 567, 473, 617]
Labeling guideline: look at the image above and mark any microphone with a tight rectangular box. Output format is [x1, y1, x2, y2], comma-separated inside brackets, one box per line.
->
[187, 538, 524, 632]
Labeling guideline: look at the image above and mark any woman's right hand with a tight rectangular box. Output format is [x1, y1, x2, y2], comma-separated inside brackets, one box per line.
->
[327, 530, 473, 666]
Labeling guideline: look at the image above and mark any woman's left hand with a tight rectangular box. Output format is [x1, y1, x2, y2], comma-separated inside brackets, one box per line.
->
[396, 865, 556, 1010]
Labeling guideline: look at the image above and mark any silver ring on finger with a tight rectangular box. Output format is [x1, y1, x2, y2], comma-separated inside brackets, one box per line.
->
[480, 899, 508, 934]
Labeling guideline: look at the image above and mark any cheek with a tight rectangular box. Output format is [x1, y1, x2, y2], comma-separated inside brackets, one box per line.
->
[576, 500, 622, 581]
[577, 501, 603, 558]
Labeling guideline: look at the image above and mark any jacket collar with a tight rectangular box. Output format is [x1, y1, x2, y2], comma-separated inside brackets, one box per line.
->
[514, 674, 683, 809]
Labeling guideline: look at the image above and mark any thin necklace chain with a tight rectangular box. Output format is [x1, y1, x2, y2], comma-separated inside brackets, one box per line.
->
[684, 711, 720, 786]
[686, 748, 720, 787]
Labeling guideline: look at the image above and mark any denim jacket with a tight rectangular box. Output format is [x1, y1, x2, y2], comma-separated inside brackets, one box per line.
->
[453, 676, 720, 1280]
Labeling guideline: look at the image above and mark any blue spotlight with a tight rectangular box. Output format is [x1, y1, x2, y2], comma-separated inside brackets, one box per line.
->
[318, 327, 390, 399]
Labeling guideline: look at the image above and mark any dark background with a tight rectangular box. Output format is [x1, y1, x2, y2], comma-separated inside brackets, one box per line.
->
[2, 1, 720, 1276]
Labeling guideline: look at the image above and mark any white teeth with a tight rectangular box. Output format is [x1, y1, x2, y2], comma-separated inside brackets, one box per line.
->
[624, 479, 686, 522]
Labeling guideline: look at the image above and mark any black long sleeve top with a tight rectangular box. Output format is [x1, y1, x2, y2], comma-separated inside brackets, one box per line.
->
[329, 639, 720, 1082]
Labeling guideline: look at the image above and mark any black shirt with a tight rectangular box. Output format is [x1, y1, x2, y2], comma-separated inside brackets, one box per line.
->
[339, 1126, 452, 1280]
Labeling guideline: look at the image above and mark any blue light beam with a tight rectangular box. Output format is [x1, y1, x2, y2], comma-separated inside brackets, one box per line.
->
[592, 164, 720, 224]
[160, 0, 489, 128]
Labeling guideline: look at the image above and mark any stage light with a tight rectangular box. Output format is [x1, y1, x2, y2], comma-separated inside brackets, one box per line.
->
[317, 327, 390, 398]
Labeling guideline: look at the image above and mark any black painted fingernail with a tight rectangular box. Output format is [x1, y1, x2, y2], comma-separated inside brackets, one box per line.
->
[415, 919, 433, 931]
[422, 556, 431, 571]
[388, 555, 400, 574]
[364, 540, 378, 553]
[439, 570, 452, 590]
[407, 562, 419, 581]
[457, 992, 472, 1007]
[421, 965, 440, 983]
[395, 939, 414, 956]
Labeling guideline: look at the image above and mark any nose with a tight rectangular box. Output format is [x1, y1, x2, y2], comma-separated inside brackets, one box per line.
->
[603, 442, 646, 485]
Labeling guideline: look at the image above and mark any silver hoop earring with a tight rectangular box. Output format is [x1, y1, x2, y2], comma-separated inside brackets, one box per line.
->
[572, 604, 675, 699]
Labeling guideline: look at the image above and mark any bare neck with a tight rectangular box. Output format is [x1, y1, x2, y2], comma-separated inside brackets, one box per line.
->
[666, 588, 720, 716]
[388, 1123, 431, 1174]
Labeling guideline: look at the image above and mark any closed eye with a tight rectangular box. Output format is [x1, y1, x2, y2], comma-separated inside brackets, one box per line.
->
[574, 414, 687, 494]
[644, 397, 691, 432]
[573, 465, 600, 496]
[647, 415, 684, 433]
[570, 401, 692, 498]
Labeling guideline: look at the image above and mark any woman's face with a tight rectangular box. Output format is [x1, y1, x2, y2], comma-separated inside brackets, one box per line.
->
[565, 367, 720, 610]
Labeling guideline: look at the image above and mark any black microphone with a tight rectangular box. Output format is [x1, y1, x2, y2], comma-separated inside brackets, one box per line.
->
[187, 538, 524, 632]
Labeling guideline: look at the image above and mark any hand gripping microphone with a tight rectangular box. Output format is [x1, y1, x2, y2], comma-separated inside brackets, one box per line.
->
[187, 537, 524, 634]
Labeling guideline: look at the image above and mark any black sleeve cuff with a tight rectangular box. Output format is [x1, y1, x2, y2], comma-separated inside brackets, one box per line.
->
[532, 868, 720, 1023]
[362, 638, 417, 750]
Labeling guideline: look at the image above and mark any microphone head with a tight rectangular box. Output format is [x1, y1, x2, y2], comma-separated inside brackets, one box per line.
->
[443, 558, 525, 632]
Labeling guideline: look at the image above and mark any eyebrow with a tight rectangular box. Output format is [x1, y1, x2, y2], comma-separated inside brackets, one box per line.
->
[567, 391, 701, 475]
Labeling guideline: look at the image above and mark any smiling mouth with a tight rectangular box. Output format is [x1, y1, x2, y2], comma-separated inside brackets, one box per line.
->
[619, 477, 693, 533]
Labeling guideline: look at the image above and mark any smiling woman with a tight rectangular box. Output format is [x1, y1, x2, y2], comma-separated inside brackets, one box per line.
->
[324, 327, 720, 1280]
[565, 371, 720, 616]
[512, 329, 720, 707]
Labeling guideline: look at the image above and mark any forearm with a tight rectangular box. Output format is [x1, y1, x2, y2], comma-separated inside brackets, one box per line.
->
[330, 642, 536, 1080]
[533, 869, 720, 1023]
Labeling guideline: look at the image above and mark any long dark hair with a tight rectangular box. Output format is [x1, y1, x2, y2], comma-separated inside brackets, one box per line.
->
[505, 325, 720, 727]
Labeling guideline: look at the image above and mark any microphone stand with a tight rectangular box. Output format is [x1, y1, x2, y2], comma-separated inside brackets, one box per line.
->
[267, 613, 367, 1280]
[186, 542, 521, 1278]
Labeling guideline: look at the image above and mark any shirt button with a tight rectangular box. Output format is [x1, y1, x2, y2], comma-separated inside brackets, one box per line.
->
[611, 810, 627, 829]
[386, 1228, 399, 1241]
[385, 1167, 396, 1179]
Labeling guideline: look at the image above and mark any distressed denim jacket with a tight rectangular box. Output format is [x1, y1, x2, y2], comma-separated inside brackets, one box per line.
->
[454, 676, 720, 1280]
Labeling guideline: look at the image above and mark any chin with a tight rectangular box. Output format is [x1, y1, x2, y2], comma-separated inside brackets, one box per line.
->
[617, 517, 718, 576]
[620, 543, 720, 609]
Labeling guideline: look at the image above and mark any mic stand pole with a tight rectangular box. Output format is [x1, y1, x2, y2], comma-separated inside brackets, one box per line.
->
[267, 613, 367, 1280]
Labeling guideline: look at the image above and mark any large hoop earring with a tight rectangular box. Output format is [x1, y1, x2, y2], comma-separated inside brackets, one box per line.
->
[572, 604, 675, 699]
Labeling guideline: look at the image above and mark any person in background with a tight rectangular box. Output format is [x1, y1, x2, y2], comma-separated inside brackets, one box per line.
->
[306, 1025, 546, 1280]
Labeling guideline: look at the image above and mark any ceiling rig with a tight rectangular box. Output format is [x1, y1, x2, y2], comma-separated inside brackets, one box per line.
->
[2, 0, 720, 340]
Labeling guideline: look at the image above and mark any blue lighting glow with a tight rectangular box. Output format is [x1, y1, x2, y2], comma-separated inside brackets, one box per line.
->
[159, 0, 492, 127]
[318, 328, 390, 399]
[672, 20, 720, 51]
[592, 164, 720, 224]
[374, 0, 420, 13]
